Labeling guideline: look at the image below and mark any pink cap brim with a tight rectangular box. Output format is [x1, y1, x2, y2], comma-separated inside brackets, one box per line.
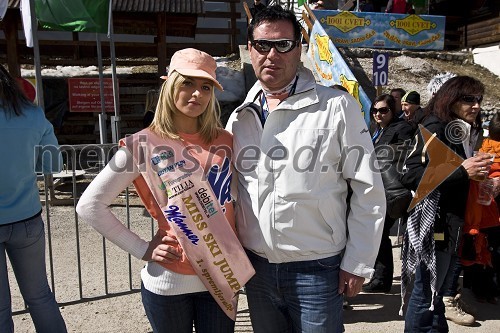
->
[170, 68, 223, 91]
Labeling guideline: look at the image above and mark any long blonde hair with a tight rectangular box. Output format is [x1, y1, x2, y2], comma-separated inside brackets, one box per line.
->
[149, 72, 222, 143]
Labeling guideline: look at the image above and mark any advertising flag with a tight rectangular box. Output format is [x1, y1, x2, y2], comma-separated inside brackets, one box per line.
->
[35, 0, 110, 33]
[0, 0, 7, 20]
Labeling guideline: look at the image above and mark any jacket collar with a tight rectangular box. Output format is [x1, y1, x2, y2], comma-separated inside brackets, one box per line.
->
[235, 66, 318, 114]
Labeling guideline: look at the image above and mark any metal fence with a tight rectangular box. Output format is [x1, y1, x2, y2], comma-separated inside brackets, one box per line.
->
[12, 143, 154, 314]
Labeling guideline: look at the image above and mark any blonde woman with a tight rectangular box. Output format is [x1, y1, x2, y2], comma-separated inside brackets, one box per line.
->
[77, 48, 253, 333]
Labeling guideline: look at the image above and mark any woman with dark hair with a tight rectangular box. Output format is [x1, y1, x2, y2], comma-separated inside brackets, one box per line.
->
[363, 94, 413, 293]
[0, 65, 66, 332]
[369, 93, 413, 146]
[400, 76, 492, 332]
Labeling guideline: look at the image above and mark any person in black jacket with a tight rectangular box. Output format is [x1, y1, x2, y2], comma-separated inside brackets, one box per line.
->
[369, 93, 414, 146]
[400, 76, 492, 332]
[363, 94, 414, 292]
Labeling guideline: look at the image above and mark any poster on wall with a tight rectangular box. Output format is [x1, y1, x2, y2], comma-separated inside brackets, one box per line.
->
[307, 21, 372, 124]
[313, 10, 445, 50]
[68, 78, 115, 112]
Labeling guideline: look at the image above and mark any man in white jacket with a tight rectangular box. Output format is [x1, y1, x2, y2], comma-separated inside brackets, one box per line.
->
[225, 5, 385, 333]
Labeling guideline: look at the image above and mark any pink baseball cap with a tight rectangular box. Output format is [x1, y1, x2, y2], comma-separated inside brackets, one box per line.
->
[167, 48, 223, 91]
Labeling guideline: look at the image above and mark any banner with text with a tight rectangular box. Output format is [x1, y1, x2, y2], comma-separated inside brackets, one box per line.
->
[312, 10, 445, 50]
[308, 21, 372, 124]
[68, 78, 115, 112]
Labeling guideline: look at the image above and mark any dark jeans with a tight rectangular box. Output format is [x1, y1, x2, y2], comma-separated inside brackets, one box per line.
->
[141, 285, 234, 333]
[245, 250, 343, 333]
[371, 216, 396, 286]
[404, 251, 456, 333]
[442, 256, 461, 297]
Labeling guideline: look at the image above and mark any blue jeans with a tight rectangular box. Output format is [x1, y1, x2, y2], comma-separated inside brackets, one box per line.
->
[0, 215, 67, 333]
[404, 251, 456, 333]
[442, 256, 461, 297]
[245, 250, 343, 333]
[141, 284, 234, 333]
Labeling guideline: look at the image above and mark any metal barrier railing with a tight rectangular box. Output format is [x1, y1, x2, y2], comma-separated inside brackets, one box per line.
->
[13, 144, 155, 314]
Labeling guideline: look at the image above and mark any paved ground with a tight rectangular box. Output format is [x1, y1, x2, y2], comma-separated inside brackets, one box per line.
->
[9, 203, 500, 332]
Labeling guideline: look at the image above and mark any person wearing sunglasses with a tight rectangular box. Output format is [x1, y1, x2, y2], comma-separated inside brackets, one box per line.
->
[226, 5, 385, 333]
[400, 76, 492, 332]
[363, 94, 413, 293]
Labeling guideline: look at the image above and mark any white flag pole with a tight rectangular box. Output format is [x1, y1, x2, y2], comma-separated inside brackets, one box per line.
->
[0, 0, 8, 20]
[108, 2, 120, 143]
[96, 32, 108, 144]
[28, 0, 43, 108]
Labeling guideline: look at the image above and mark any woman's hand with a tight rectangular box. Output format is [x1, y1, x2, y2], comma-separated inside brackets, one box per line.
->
[462, 153, 493, 181]
[142, 229, 182, 263]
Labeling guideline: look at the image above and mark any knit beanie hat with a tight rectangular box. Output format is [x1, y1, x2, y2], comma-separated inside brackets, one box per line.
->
[402, 91, 420, 105]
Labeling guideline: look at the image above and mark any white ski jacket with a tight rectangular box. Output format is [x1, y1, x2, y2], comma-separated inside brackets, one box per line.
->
[226, 67, 385, 278]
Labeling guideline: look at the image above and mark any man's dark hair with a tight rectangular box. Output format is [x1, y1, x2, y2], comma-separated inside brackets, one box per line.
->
[489, 111, 500, 141]
[248, 5, 301, 42]
[390, 88, 406, 97]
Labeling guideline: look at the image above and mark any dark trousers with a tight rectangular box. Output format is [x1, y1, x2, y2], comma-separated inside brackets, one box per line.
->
[372, 216, 396, 286]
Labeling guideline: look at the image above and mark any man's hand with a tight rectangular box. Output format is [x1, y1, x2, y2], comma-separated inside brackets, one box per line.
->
[338, 269, 364, 297]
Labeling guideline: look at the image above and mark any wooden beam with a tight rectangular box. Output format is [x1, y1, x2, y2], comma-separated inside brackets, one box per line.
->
[340, 0, 355, 10]
[72, 32, 80, 61]
[202, 12, 241, 19]
[466, 35, 500, 47]
[229, 0, 237, 53]
[302, 11, 313, 30]
[304, 3, 317, 25]
[196, 27, 240, 35]
[157, 12, 168, 82]
[302, 3, 316, 45]
[243, 2, 252, 24]
[301, 26, 310, 44]
[2, 9, 21, 77]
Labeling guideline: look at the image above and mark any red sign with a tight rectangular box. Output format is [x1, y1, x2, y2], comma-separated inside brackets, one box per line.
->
[68, 78, 116, 112]
[16, 78, 37, 103]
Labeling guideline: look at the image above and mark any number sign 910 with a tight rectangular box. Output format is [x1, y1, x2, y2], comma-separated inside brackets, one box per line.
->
[372, 52, 389, 86]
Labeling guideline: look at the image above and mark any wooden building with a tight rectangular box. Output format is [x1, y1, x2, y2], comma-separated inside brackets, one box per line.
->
[1, 0, 241, 77]
[429, 0, 499, 49]
[0, 0, 242, 144]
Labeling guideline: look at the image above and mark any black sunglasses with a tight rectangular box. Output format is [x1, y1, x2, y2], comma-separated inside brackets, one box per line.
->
[250, 39, 299, 53]
[461, 95, 483, 104]
[371, 107, 391, 114]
